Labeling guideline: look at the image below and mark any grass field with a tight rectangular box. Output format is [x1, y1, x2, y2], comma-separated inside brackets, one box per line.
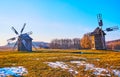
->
[0, 49, 120, 77]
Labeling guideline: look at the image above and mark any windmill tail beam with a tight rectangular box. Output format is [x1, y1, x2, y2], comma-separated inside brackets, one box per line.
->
[105, 26, 119, 32]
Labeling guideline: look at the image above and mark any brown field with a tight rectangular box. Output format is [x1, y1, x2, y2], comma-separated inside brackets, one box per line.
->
[0, 49, 120, 77]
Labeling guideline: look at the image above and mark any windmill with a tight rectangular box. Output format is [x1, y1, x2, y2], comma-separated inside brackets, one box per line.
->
[90, 14, 119, 50]
[7, 23, 33, 51]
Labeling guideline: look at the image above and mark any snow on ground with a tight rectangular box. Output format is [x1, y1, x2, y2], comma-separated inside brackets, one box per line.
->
[70, 61, 110, 76]
[45, 61, 78, 75]
[70, 61, 120, 77]
[0, 66, 28, 77]
[46, 61, 120, 77]
[112, 70, 120, 77]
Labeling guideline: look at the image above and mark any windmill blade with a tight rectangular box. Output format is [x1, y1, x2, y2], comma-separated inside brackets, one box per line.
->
[11, 27, 19, 35]
[20, 23, 26, 34]
[7, 37, 16, 42]
[12, 41, 17, 51]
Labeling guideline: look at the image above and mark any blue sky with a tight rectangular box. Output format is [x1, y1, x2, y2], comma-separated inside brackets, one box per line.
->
[0, 0, 120, 46]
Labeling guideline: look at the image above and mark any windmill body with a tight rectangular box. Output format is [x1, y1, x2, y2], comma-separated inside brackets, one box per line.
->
[7, 23, 33, 52]
[18, 34, 32, 51]
[90, 27, 106, 49]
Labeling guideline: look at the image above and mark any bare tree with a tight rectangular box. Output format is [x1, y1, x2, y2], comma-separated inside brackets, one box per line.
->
[50, 38, 81, 49]
[73, 38, 81, 49]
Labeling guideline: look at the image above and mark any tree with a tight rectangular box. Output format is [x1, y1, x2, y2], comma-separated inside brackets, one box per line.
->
[81, 34, 91, 49]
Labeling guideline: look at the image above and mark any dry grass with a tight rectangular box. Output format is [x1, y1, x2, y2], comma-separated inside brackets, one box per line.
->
[0, 49, 120, 77]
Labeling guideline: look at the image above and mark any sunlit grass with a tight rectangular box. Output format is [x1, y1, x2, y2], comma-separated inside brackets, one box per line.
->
[0, 49, 120, 77]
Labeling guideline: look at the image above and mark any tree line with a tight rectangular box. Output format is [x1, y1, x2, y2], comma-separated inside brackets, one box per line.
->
[49, 33, 92, 49]
[50, 38, 81, 49]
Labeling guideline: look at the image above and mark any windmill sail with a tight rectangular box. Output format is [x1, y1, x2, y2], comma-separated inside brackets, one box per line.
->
[11, 27, 19, 35]
[20, 23, 26, 34]
[7, 37, 16, 41]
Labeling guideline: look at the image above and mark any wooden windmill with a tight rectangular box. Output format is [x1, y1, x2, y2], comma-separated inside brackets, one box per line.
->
[7, 23, 33, 51]
[90, 14, 119, 50]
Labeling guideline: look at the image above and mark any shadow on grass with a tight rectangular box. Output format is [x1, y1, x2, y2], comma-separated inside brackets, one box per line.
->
[71, 52, 106, 54]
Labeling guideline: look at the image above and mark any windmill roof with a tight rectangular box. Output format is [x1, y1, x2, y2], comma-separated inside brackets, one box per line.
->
[90, 27, 106, 35]
[19, 34, 32, 40]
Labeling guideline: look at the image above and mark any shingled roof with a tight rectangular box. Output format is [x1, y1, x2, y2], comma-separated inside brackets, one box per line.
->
[90, 27, 106, 35]
[19, 34, 33, 40]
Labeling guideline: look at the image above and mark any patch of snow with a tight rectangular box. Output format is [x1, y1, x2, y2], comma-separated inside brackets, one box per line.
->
[70, 61, 111, 76]
[112, 70, 120, 77]
[70, 61, 85, 64]
[93, 68, 111, 76]
[47, 61, 68, 69]
[85, 64, 94, 71]
[70, 61, 86, 66]
[46, 60, 120, 77]
[0, 66, 28, 77]
[46, 61, 78, 75]
[68, 68, 78, 74]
